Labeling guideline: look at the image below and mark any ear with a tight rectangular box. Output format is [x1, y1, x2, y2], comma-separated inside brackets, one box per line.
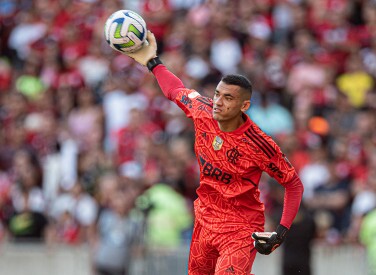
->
[241, 100, 251, 112]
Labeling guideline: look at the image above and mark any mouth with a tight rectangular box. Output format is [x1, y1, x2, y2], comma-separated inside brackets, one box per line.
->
[213, 107, 222, 113]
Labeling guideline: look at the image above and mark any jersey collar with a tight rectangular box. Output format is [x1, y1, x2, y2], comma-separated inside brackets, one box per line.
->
[214, 113, 251, 135]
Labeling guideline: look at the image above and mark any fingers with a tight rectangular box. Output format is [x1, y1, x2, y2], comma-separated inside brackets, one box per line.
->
[252, 232, 273, 241]
[252, 231, 281, 255]
[126, 30, 156, 66]
[146, 30, 157, 50]
[252, 233, 265, 243]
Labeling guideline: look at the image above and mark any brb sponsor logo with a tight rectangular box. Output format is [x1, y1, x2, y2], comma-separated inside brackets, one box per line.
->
[180, 95, 192, 108]
[199, 155, 232, 184]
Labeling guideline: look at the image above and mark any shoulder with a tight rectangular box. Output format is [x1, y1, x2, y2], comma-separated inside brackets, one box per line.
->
[243, 121, 280, 159]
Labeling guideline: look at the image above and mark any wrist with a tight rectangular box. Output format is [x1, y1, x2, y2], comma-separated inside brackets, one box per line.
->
[147, 56, 162, 72]
[276, 224, 288, 240]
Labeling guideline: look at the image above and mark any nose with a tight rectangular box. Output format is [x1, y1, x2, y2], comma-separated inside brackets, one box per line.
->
[214, 95, 223, 105]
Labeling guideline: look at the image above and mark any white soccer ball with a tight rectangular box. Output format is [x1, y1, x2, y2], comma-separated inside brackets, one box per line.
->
[104, 10, 147, 54]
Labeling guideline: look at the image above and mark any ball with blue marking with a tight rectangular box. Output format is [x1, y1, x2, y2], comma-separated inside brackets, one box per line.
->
[104, 10, 147, 54]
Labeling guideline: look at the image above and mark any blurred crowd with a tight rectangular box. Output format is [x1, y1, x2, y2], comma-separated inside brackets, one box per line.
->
[1, 0, 376, 273]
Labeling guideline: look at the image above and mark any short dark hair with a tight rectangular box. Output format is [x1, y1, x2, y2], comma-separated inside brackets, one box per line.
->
[221, 74, 253, 99]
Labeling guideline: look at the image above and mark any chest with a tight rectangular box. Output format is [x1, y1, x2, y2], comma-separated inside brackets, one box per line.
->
[194, 125, 259, 175]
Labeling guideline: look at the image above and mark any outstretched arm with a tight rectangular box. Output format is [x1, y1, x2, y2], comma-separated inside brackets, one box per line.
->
[126, 31, 185, 100]
[152, 65, 185, 101]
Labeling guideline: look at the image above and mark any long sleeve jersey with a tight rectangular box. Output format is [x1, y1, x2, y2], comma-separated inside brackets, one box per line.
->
[152, 65, 304, 233]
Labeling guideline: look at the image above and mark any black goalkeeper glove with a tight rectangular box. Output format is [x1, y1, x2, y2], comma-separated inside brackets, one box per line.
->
[251, 224, 288, 255]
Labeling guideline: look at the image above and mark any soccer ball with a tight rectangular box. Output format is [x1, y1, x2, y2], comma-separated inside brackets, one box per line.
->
[104, 10, 147, 54]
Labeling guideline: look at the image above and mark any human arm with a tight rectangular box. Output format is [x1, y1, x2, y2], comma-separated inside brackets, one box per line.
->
[250, 129, 304, 255]
[252, 174, 304, 255]
[126, 31, 186, 100]
[279, 174, 305, 228]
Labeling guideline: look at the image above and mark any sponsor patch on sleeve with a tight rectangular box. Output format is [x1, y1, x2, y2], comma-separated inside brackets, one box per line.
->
[188, 91, 200, 98]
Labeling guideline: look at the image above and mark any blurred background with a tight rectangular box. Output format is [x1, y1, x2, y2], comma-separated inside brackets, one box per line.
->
[0, 0, 376, 274]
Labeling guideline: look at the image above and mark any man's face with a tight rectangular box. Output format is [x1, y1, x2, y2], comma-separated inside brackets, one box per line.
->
[212, 81, 249, 122]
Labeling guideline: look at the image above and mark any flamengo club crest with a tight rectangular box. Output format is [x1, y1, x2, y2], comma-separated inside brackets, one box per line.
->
[227, 147, 242, 164]
[212, 136, 224, 151]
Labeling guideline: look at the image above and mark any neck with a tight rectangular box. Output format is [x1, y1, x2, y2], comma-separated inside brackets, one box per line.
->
[217, 114, 245, 132]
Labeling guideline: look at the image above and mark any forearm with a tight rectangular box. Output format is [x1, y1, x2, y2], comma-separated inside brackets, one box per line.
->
[253, 173, 303, 255]
[152, 64, 185, 100]
[280, 174, 304, 229]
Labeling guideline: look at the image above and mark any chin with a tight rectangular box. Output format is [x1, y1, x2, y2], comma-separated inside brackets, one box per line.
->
[214, 116, 225, 123]
[212, 113, 221, 121]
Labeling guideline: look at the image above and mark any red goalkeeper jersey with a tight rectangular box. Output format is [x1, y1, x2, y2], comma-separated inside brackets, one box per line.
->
[153, 65, 303, 234]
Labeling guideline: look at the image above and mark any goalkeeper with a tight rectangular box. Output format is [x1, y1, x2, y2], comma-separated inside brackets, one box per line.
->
[126, 31, 304, 275]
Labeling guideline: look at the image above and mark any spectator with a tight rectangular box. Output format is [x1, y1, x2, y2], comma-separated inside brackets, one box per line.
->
[210, 25, 243, 75]
[141, 180, 193, 248]
[348, 169, 376, 242]
[141, 0, 173, 54]
[0, 166, 12, 241]
[282, 203, 317, 275]
[300, 146, 331, 200]
[304, 162, 352, 243]
[246, 92, 294, 137]
[336, 52, 374, 108]
[15, 54, 46, 101]
[101, 72, 148, 153]
[77, 38, 110, 90]
[115, 107, 162, 166]
[8, 149, 48, 242]
[92, 188, 142, 275]
[50, 181, 98, 243]
[7, 10, 47, 61]
[268, 181, 316, 275]
[359, 206, 376, 275]
[67, 86, 103, 152]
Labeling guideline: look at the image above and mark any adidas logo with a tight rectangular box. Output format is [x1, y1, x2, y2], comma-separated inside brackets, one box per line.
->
[225, 266, 235, 273]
